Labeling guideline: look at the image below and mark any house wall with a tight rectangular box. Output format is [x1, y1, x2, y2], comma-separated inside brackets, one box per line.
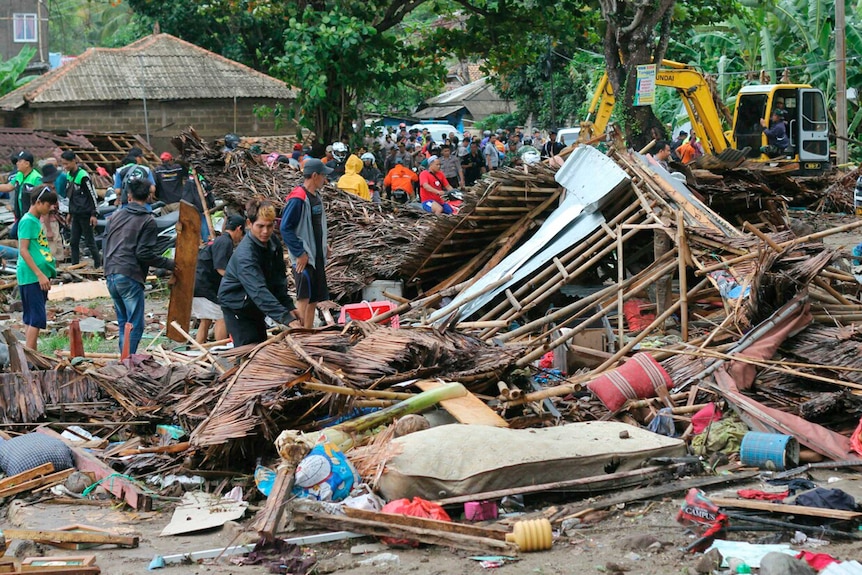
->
[0, 0, 50, 72]
[5, 97, 297, 151]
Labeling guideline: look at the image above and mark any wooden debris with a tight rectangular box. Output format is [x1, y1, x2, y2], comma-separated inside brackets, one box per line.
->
[3, 529, 138, 548]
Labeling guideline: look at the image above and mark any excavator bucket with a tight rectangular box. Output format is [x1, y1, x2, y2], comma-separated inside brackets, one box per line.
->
[692, 147, 750, 171]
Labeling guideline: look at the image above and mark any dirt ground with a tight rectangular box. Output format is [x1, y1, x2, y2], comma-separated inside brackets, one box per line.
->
[2, 470, 860, 574]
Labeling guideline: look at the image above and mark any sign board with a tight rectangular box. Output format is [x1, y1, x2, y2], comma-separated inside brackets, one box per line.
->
[634, 64, 656, 107]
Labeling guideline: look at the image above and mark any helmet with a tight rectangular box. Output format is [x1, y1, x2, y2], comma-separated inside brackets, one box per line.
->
[360, 152, 375, 164]
[332, 142, 348, 162]
[483, 130, 491, 136]
[224, 133, 240, 150]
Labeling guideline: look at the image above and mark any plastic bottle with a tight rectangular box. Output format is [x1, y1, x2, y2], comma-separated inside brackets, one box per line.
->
[736, 564, 752, 574]
[504, 518, 553, 552]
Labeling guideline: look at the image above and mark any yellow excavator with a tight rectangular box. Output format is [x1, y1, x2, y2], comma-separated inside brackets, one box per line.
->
[584, 60, 831, 174]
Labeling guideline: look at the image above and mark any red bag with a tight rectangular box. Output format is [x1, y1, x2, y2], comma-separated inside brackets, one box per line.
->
[380, 497, 451, 547]
[676, 488, 723, 534]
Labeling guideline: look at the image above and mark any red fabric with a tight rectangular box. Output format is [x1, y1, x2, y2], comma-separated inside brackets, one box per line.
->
[796, 551, 839, 571]
[588, 352, 673, 411]
[380, 497, 451, 547]
[419, 170, 450, 204]
[539, 351, 554, 369]
[736, 489, 788, 501]
[287, 185, 307, 202]
[691, 403, 722, 434]
[622, 298, 656, 332]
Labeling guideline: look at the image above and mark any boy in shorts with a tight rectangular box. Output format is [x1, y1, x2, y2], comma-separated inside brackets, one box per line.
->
[17, 186, 58, 350]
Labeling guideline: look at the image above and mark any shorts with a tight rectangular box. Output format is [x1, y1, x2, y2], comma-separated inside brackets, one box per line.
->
[422, 199, 454, 215]
[192, 297, 224, 320]
[20, 282, 48, 329]
[294, 263, 329, 303]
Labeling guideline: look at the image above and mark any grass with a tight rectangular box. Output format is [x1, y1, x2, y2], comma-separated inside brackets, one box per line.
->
[39, 333, 115, 355]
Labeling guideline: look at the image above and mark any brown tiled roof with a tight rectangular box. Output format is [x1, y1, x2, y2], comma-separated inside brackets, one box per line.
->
[0, 33, 295, 111]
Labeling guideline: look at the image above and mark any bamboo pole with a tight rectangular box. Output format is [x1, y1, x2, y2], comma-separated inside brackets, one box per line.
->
[677, 211, 689, 342]
[170, 321, 226, 374]
[301, 381, 414, 400]
[617, 224, 624, 347]
[697, 218, 862, 276]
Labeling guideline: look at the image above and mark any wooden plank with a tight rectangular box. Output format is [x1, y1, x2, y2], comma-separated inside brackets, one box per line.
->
[710, 497, 862, 520]
[296, 511, 517, 554]
[166, 200, 201, 342]
[252, 465, 298, 541]
[550, 471, 759, 524]
[434, 464, 690, 506]
[344, 508, 507, 540]
[0, 463, 54, 490]
[15, 567, 100, 575]
[415, 380, 508, 427]
[4, 529, 138, 548]
[47, 281, 110, 302]
[35, 428, 152, 511]
[0, 469, 74, 498]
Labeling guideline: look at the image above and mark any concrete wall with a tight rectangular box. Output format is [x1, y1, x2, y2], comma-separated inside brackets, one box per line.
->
[6, 97, 298, 151]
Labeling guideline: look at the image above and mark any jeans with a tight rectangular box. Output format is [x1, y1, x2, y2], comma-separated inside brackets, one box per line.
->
[107, 273, 145, 354]
[70, 214, 101, 267]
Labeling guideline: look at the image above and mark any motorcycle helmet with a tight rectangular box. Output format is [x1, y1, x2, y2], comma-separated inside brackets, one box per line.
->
[224, 133, 240, 150]
[483, 130, 491, 137]
[332, 142, 348, 163]
[360, 152, 376, 164]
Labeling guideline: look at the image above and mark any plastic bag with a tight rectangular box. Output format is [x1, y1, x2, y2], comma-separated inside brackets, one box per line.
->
[380, 497, 452, 546]
[676, 488, 721, 534]
[292, 443, 358, 502]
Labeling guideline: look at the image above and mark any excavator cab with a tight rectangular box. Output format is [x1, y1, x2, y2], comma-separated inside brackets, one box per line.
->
[731, 85, 830, 173]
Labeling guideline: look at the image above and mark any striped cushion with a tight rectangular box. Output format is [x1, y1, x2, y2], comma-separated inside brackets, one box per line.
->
[588, 353, 673, 411]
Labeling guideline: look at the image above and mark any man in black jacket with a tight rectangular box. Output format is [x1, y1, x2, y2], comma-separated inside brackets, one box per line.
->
[218, 198, 299, 346]
[103, 177, 175, 354]
[154, 152, 186, 210]
[60, 151, 101, 268]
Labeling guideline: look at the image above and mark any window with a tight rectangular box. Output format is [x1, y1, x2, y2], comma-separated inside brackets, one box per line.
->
[13, 13, 38, 43]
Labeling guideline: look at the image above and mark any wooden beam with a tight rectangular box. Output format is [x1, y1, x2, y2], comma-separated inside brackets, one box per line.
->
[0, 469, 74, 498]
[296, 511, 517, 554]
[710, 497, 862, 520]
[4, 529, 138, 548]
[0, 463, 54, 490]
[166, 201, 201, 342]
[344, 507, 507, 540]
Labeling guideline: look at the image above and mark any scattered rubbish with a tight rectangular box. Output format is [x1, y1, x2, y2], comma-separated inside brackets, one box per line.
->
[159, 491, 248, 536]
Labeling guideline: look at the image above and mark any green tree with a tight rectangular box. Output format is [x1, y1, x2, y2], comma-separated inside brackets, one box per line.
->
[0, 47, 37, 97]
[125, 0, 443, 144]
[47, 0, 143, 55]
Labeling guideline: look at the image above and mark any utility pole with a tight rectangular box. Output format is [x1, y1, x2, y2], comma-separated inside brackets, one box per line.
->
[836, 0, 848, 166]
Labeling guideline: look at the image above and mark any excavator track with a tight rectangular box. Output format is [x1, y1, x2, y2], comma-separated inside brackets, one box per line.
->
[692, 147, 750, 171]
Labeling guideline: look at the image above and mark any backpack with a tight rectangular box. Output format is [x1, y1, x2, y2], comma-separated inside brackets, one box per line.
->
[119, 164, 149, 204]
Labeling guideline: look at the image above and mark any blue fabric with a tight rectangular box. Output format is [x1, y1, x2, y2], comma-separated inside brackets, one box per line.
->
[200, 213, 209, 242]
[20, 282, 47, 329]
[107, 273, 145, 354]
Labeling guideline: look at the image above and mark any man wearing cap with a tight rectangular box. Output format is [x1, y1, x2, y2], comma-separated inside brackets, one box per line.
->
[154, 152, 186, 211]
[0, 151, 42, 237]
[541, 130, 564, 158]
[192, 214, 245, 344]
[419, 155, 457, 215]
[60, 151, 101, 268]
[322, 145, 335, 164]
[281, 159, 331, 328]
[760, 109, 789, 157]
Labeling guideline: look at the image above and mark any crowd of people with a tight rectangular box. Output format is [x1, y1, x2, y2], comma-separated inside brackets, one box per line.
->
[0, 123, 567, 354]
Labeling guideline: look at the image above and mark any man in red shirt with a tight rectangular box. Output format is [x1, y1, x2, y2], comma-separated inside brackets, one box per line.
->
[419, 155, 456, 214]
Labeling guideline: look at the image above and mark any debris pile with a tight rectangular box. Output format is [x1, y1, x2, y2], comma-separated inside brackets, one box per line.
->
[1, 129, 862, 572]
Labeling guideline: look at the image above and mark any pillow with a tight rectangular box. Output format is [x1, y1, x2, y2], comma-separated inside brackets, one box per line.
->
[588, 352, 673, 411]
[0, 434, 74, 477]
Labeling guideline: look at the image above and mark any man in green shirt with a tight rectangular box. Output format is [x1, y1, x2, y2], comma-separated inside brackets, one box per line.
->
[17, 186, 58, 350]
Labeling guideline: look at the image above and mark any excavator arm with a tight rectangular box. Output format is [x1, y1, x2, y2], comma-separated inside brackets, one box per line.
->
[585, 60, 732, 155]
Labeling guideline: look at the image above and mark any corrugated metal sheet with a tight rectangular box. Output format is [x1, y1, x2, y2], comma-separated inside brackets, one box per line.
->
[430, 146, 630, 323]
[413, 105, 464, 119]
[822, 561, 862, 575]
[0, 34, 295, 111]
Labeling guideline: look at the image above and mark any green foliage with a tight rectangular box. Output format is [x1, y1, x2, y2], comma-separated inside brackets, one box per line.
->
[47, 0, 145, 54]
[474, 111, 525, 132]
[254, 102, 289, 132]
[0, 47, 37, 97]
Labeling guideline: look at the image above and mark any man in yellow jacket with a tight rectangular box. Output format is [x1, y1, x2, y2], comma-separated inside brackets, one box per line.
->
[336, 154, 370, 201]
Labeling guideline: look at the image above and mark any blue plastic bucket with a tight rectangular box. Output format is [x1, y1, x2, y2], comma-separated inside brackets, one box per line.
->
[740, 432, 799, 471]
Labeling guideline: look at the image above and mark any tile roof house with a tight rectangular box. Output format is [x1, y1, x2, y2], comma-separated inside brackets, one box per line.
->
[0, 33, 297, 151]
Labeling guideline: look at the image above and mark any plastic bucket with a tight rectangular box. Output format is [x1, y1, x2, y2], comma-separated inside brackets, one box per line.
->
[740, 432, 799, 471]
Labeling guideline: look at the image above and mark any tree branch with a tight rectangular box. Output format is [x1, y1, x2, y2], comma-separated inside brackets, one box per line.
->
[376, 0, 429, 33]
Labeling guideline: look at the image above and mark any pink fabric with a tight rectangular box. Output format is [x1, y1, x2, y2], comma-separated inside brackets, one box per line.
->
[851, 417, 862, 456]
[691, 403, 722, 434]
